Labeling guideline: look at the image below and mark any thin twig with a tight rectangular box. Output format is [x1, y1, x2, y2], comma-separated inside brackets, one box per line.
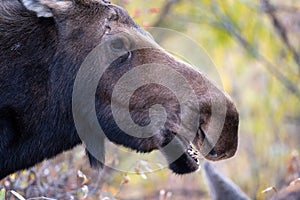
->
[27, 197, 57, 200]
[89, 166, 108, 196]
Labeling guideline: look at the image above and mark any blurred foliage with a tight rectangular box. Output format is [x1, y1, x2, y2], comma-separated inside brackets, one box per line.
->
[1, 0, 300, 199]
[113, 1, 300, 198]
[0, 189, 5, 200]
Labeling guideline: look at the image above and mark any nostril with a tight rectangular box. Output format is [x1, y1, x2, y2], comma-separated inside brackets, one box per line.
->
[206, 148, 228, 160]
[207, 148, 218, 159]
[197, 124, 235, 161]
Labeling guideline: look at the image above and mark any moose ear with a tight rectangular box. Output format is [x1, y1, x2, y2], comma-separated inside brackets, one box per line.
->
[21, 0, 73, 18]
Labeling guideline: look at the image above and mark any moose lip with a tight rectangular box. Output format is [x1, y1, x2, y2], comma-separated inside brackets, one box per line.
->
[165, 126, 229, 174]
[163, 129, 203, 174]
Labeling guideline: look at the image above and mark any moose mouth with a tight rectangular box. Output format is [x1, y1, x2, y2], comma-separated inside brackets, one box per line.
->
[161, 127, 227, 174]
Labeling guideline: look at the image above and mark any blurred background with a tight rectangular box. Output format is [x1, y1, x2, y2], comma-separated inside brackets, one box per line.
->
[1, 0, 300, 199]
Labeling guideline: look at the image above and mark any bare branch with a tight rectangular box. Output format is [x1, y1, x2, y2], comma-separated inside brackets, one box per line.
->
[261, 0, 300, 72]
[153, 0, 181, 27]
[262, 4, 300, 13]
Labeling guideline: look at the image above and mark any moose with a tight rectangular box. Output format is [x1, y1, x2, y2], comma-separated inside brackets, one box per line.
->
[0, 0, 239, 180]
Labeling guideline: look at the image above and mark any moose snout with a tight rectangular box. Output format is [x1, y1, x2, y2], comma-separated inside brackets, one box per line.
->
[198, 99, 239, 161]
[134, 48, 240, 168]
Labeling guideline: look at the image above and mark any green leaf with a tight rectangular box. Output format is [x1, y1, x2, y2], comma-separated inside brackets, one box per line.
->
[0, 188, 6, 200]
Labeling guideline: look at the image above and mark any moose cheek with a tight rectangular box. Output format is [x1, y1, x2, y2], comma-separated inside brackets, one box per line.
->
[129, 83, 181, 133]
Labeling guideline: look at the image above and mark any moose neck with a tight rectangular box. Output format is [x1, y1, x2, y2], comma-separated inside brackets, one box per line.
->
[0, 3, 58, 65]
[0, 0, 81, 157]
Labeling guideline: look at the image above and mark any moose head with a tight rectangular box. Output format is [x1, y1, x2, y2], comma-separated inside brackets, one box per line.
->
[0, 0, 239, 179]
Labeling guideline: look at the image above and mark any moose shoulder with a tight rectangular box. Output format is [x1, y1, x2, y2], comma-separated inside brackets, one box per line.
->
[0, 0, 239, 180]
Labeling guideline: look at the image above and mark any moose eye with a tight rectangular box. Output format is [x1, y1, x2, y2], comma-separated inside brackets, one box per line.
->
[110, 36, 132, 62]
[110, 36, 130, 52]
[111, 38, 125, 51]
